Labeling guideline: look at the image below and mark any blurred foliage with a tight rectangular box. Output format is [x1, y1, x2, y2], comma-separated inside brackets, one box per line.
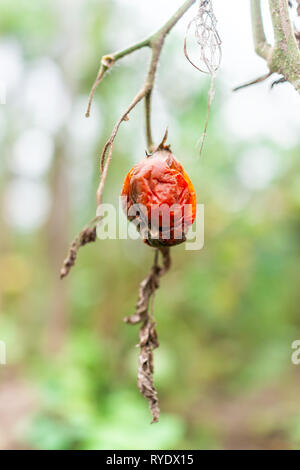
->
[1, 0, 300, 451]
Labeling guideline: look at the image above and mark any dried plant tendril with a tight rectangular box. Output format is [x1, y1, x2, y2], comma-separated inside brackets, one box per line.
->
[184, 0, 221, 156]
[184, 0, 221, 74]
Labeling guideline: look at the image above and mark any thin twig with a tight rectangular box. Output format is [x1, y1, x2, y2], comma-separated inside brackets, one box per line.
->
[145, 90, 154, 152]
[85, 39, 151, 118]
[270, 76, 287, 87]
[124, 247, 171, 423]
[99, 87, 148, 175]
[85, 62, 108, 118]
[60, 219, 99, 279]
[198, 74, 215, 157]
[183, 2, 221, 157]
[97, 0, 197, 181]
[61, 0, 196, 278]
[248, 0, 300, 94]
[233, 71, 273, 91]
[251, 0, 272, 60]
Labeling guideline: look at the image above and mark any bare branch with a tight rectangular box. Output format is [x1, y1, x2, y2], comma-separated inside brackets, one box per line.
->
[270, 75, 287, 87]
[268, 0, 300, 92]
[97, 44, 162, 178]
[86, 0, 196, 119]
[99, 87, 148, 176]
[60, 220, 98, 279]
[124, 247, 171, 423]
[145, 90, 154, 152]
[95, 0, 196, 205]
[269, 0, 295, 44]
[85, 39, 151, 118]
[62, 0, 196, 277]
[251, 0, 272, 60]
[85, 60, 109, 118]
[248, 0, 300, 94]
[233, 71, 273, 91]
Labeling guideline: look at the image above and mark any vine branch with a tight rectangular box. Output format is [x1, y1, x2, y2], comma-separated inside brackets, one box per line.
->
[61, 0, 196, 277]
[234, 0, 300, 93]
[85, 38, 151, 119]
[124, 247, 171, 423]
[251, 0, 272, 60]
[233, 71, 272, 91]
[268, 0, 300, 92]
[145, 90, 154, 151]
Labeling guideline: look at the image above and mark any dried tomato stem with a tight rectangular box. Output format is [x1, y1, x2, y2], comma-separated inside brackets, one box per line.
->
[235, 0, 300, 93]
[60, 218, 99, 279]
[61, 0, 195, 277]
[86, 0, 196, 120]
[85, 37, 151, 118]
[124, 247, 171, 423]
[233, 71, 273, 92]
[145, 90, 154, 152]
[97, 0, 194, 178]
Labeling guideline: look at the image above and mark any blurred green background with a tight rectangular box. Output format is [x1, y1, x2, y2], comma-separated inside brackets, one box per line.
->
[1, 0, 300, 450]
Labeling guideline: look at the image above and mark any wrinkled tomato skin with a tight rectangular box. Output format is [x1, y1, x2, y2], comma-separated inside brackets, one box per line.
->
[121, 149, 196, 247]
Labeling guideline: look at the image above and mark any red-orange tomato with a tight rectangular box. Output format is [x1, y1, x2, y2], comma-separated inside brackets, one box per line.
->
[121, 148, 196, 247]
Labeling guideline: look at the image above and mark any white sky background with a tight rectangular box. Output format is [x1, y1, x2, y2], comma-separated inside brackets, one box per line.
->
[1, 0, 300, 230]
